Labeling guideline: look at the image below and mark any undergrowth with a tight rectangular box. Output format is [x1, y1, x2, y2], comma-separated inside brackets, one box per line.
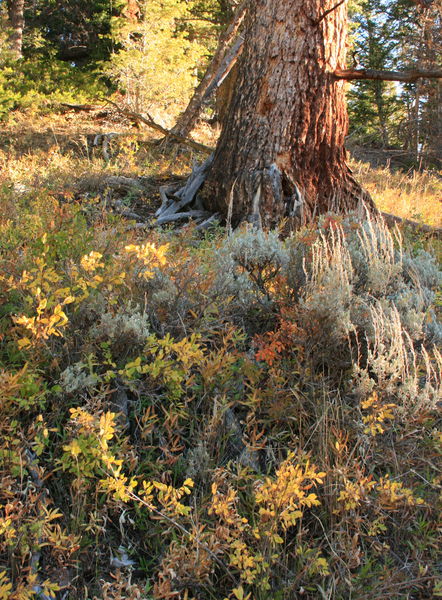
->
[0, 115, 441, 600]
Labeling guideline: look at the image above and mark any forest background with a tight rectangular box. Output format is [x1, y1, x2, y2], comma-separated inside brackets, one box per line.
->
[0, 0, 441, 163]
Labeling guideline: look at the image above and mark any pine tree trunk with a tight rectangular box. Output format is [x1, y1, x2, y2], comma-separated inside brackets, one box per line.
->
[6, 0, 25, 58]
[202, 0, 374, 229]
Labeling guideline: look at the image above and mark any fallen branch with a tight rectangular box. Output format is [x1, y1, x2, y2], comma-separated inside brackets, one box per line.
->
[157, 210, 211, 225]
[171, 0, 247, 137]
[105, 100, 213, 154]
[153, 157, 221, 229]
[60, 102, 104, 112]
[381, 212, 442, 237]
[335, 68, 442, 82]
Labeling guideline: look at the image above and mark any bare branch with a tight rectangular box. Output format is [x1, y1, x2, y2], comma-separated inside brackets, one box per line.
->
[171, 0, 248, 137]
[201, 36, 244, 104]
[105, 100, 214, 154]
[315, 0, 347, 25]
[335, 68, 442, 82]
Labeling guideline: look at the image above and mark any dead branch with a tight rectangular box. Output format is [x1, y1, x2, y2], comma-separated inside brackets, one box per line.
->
[105, 100, 213, 154]
[315, 0, 347, 25]
[335, 68, 442, 82]
[201, 36, 244, 105]
[171, 0, 247, 137]
[382, 212, 442, 237]
[60, 102, 104, 111]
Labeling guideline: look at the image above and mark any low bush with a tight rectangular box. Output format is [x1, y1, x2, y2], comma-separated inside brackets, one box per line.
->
[0, 178, 441, 599]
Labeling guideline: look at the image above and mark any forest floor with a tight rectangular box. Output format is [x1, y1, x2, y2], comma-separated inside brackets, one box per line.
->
[1, 111, 441, 228]
[0, 110, 441, 600]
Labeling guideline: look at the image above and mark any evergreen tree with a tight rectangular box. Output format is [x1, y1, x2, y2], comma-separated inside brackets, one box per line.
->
[348, 0, 403, 147]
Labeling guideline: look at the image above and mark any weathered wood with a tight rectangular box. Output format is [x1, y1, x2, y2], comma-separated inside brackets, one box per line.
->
[195, 214, 221, 231]
[158, 156, 213, 218]
[157, 210, 211, 225]
[201, 36, 244, 106]
[171, 0, 248, 138]
[156, 183, 180, 217]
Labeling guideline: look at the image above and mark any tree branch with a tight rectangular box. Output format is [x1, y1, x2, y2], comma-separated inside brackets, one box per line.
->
[335, 68, 442, 82]
[105, 100, 213, 154]
[314, 0, 347, 25]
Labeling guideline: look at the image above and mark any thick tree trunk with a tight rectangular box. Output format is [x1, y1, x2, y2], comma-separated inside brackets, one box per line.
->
[171, 1, 247, 138]
[202, 0, 374, 229]
[6, 0, 25, 58]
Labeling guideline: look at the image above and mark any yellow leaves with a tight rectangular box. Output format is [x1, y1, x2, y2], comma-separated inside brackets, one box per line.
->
[208, 456, 325, 587]
[337, 476, 376, 511]
[229, 540, 267, 585]
[310, 556, 330, 576]
[100, 473, 138, 503]
[80, 251, 104, 272]
[0, 571, 12, 600]
[230, 586, 252, 600]
[17, 336, 32, 349]
[65, 439, 82, 459]
[14, 300, 69, 348]
[0, 516, 16, 542]
[209, 483, 247, 529]
[254, 453, 325, 531]
[361, 391, 396, 436]
[99, 411, 117, 449]
[153, 478, 194, 516]
[337, 474, 424, 512]
[124, 241, 169, 279]
[377, 475, 424, 509]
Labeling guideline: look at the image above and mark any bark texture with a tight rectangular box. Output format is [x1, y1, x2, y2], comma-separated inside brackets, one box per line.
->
[6, 0, 25, 58]
[203, 0, 374, 229]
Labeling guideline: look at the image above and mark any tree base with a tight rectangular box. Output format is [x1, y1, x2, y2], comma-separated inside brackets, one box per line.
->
[155, 159, 375, 232]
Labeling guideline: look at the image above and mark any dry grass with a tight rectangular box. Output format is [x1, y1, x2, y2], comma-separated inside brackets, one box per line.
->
[3, 111, 440, 229]
[352, 159, 442, 228]
[1, 110, 441, 600]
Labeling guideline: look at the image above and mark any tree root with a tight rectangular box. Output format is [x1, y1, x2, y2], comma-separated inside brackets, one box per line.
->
[154, 156, 220, 229]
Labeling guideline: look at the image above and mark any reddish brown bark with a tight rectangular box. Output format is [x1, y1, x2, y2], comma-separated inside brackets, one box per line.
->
[6, 0, 25, 58]
[202, 0, 374, 229]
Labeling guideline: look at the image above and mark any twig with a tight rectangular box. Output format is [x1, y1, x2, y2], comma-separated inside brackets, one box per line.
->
[315, 0, 347, 25]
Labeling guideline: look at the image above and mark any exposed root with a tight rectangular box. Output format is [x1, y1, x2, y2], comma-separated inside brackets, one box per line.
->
[155, 155, 220, 229]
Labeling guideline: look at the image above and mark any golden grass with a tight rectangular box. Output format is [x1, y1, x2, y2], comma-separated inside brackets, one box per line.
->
[1, 111, 441, 230]
[352, 159, 442, 228]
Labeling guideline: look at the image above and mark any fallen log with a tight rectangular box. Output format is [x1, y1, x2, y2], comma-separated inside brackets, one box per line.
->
[381, 212, 442, 237]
